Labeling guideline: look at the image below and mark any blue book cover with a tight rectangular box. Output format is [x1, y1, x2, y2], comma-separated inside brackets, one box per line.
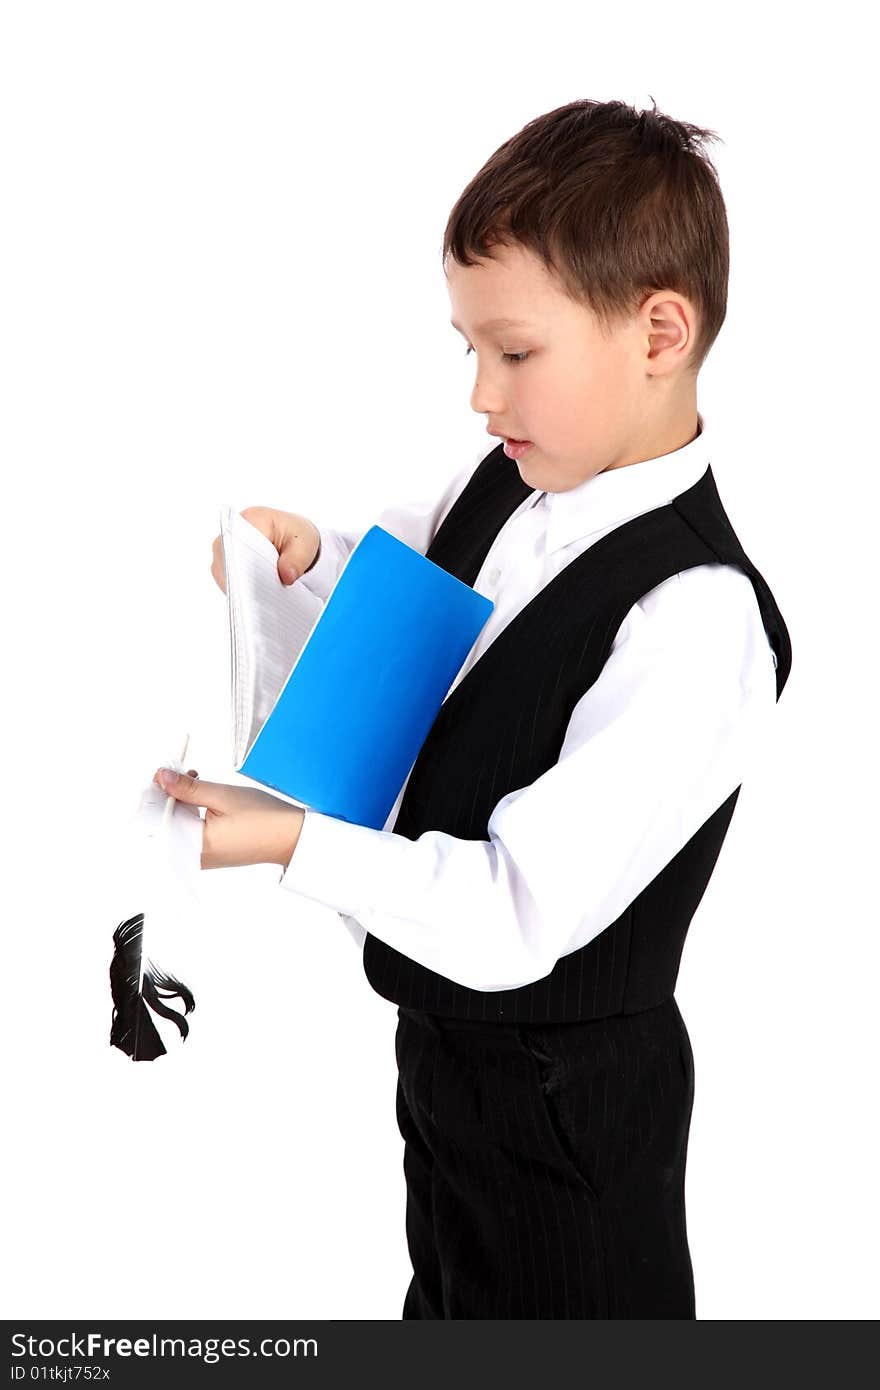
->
[219, 508, 494, 830]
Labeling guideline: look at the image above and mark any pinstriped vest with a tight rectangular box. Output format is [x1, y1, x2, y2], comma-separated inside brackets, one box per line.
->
[362, 444, 793, 1022]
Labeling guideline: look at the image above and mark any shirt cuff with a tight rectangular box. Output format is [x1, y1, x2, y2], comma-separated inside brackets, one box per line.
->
[277, 807, 412, 918]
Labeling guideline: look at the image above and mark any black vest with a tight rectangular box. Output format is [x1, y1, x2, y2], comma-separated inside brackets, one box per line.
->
[362, 444, 793, 1022]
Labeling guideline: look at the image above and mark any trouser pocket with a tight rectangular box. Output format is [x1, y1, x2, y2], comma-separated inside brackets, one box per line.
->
[516, 1025, 602, 1202]
[519, 1003, 697, 1209]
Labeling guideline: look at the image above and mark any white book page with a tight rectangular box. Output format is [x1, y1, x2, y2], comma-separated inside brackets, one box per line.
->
[219, 507, 325, 764]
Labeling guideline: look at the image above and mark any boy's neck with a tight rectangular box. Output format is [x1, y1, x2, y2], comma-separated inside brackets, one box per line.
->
[603, 400, 700, 473]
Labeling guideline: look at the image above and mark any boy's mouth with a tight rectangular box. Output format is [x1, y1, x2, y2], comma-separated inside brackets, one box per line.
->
[503, 438, 534, 460]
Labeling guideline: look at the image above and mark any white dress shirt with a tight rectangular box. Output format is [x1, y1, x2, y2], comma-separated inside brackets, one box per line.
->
[277, 413, 779, 992]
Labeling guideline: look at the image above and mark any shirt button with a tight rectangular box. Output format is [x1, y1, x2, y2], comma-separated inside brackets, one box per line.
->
[487, 566, 501, 585]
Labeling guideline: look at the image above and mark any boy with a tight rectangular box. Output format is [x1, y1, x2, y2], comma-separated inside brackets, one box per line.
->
[157, 97, 792, 1318]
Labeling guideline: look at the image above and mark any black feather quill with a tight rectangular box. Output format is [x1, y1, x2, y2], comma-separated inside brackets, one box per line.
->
[109, 736, 199, 1061]
[110, 912, 196, 1061]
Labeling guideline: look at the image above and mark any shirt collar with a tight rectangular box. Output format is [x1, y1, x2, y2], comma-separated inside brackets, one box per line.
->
[539, 411, 710, 557]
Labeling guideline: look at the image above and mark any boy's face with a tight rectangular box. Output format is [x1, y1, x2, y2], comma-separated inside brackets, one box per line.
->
[446, 240, 698, 492]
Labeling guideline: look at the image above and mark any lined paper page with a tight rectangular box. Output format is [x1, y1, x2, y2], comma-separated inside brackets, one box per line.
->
[220, 507, 324, 763]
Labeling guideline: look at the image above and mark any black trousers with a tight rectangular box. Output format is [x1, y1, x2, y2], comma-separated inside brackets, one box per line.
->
[394, 996, 696, 1319]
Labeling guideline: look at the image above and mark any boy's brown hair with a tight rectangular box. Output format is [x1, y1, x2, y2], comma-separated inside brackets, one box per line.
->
[442, 97, 728, 376]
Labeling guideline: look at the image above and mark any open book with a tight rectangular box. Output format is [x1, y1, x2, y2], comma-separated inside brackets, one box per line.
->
[218, 507, 494, 830]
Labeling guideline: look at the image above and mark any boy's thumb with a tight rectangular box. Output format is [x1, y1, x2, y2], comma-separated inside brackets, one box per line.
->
[278, 551, 301, 585]
[279, 531, 320, 585]
[155, 767, 218, 807]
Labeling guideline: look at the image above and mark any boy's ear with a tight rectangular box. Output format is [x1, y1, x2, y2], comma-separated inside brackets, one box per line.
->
[642, 293, 697, 373]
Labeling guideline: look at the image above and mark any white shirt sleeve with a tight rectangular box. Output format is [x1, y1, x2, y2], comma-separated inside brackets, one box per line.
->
[278, 561, 779, 991]
[296, 441, 495, 603]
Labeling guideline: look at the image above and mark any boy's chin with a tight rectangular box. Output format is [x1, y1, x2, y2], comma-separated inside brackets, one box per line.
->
[515, 449, 543, 483]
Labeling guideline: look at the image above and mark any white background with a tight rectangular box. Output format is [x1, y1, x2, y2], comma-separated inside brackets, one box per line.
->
[2, 0, 876, 1321]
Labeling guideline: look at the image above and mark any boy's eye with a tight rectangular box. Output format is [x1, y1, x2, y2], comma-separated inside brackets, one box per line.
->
[465, 345, 530, 364]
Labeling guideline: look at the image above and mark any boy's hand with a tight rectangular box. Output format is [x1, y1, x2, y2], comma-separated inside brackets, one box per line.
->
[153, 767, 305, 871]
[210, 508, 322, 594]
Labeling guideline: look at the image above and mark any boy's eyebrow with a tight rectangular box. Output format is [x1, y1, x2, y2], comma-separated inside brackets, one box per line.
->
[450, 316, 533, 334]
